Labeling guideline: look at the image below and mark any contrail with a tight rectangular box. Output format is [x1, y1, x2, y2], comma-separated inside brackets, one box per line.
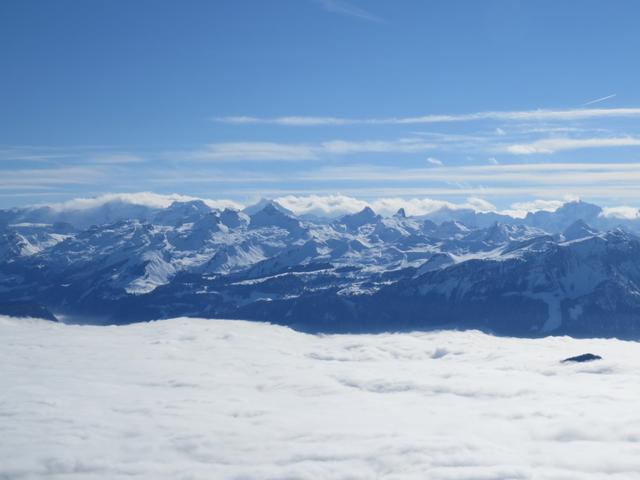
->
[581, 93, 617, 107]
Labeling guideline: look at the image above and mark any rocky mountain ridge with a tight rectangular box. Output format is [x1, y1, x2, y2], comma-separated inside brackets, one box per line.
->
[2, 198, 640, 337]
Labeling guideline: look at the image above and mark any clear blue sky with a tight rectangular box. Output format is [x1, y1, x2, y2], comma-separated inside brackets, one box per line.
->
[2, 0, 640, 212]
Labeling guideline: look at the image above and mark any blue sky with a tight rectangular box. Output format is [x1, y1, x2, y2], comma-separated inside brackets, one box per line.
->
[3, 0, 640, 214]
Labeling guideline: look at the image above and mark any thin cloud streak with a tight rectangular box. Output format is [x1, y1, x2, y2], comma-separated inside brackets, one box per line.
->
[190, 142, 318, 161]
[501, 137, 640, 154]
[0, 147, 146, 164]
[0, 167, 105, 186]
[314, 0, 383, 23]
[152, 184, 640, 202]
[214, 116, 354, 126]
[183, 131, 640, 164]
[581, 93, 617, 107]
[213, 107, 640, 126]
[136, 162, 640, 203]
[296, 162, 640, 186]
[187, 138, 435, 161]
[143, 162, 640, 188]
[87, 153, 146, 165]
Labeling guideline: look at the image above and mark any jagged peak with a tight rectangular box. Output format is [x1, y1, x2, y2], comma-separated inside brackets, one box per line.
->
[248, 201, 302, 233]
[166, 199, 210, 211]
[604, 226, 636, 241]
[556, 200, 602, 217]
[250, 202, 295, 219]
[342, 206, 378, 220]
[243, 198, 294, 217]
[563, 219, 599, 241]
[361, 206, 376, 215]
[220, 208, 249, 228]
[338, 206, 381, 229]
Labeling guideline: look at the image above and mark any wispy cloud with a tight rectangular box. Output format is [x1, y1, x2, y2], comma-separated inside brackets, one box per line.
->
[581, 93, 617, 107]
[0, 147, 146, 165]
[321, 138, 434, 154]
[213, 107, 640, 126]
[0, 150, 76, 162]
[146, 162, 640, 192]
[87, 153, 146, 165]
[427, 157, 443, 166]
[314, 0, 382, 23]
[501, 136, 640, 154]
[0, 167, 105, 188]
[187, 138, 435, 161]
[294, 162, 640, 188]
[214, 116, 354, 126]
[190, 142, 318, 161]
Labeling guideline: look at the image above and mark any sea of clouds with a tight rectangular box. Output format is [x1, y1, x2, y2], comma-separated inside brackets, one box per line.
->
[2, 316, 640, 479]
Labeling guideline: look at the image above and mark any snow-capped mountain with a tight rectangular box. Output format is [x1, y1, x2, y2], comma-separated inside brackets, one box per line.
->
[3, 197, 640, 338]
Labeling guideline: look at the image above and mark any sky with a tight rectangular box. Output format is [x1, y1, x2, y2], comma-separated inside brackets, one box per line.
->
[3, 0, 640, 214]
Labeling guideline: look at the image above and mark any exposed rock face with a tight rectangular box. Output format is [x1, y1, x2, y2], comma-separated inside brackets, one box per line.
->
[562, 353, 602, 363]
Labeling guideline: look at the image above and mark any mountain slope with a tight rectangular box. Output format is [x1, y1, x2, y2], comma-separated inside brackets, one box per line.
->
[3, 198, 640, 337]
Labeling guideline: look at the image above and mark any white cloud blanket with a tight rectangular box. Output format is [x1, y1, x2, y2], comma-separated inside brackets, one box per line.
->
[1, 317, 639, 479]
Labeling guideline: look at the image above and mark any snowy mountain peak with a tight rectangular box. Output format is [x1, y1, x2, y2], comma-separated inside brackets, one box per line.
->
[562, 219, 599, 242]
[361, 206, 376, 216]
[338, 206, 381, 230]
[153, 200, 212, 226]
[556, 200, 602, 217]
[433, 220, 470, 239]
[171, 199, 209, 210]
[554, 200, 603, 227]
[243, 198, 294, 216]
[4, 196, 640, 338]
[260, 203, 282, 215]
[394, 208, 407, 218]
[193, 211, 224, 229]
[220, 208, 249, 229]
[249, 202, 303, 233]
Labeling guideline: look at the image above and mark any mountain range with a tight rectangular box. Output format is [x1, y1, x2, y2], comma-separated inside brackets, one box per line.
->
[2, 197, 640, 338]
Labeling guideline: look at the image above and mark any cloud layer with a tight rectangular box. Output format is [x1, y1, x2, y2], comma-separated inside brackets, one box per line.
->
[3, 317, 640, 480]
[275, 194, 498, 217]
[26, 191, 574, 219]
[44, 192, 242, 212]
